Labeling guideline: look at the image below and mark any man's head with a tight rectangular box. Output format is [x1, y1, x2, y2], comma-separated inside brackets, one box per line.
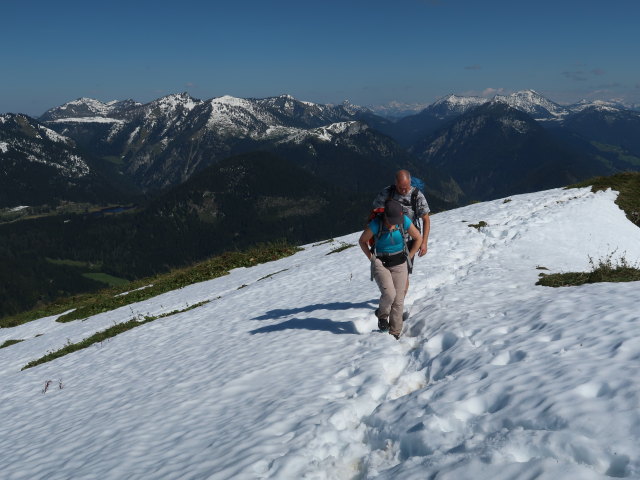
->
[395, 170, 412, 195]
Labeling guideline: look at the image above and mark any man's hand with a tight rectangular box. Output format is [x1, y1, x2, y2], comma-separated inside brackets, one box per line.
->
[418, 243, 428, 256]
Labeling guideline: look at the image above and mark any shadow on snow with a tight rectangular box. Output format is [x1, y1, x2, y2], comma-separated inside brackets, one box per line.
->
[249, 300, 377, 335]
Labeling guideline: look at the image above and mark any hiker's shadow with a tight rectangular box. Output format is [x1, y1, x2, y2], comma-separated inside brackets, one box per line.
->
[250, 300, 376, 335]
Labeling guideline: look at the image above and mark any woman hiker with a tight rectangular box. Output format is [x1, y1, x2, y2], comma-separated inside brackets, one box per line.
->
[359, 198, 422, 339]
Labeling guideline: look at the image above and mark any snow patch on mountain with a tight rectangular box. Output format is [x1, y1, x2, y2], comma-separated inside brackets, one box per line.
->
[50, 117, 125, 124]
[153, 93, 200, 112]
[0, 141, 9, 153]
[37, 125, 72, 144]
[127, 126, 141, 145]
[499, 117, 531, 134]
[106, 123, 125, 142]
[207, 97, 279, 136]
[41, 97, 139, 121]
[569, 99, 627, 114]
[338, 100, 366, 116]
[433, 94, 489, 110]
[265, 121, 366, 145]
[67, 97, 114, 115]
[494, 90, 569, 119]
[315, 121, 364, 139]
[25, 151, 90, 177]
[211, 95, 254, 109]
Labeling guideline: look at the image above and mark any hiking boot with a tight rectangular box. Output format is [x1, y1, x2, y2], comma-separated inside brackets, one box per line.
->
[375, 309, 389, 331]
[390, 333, 400, 340]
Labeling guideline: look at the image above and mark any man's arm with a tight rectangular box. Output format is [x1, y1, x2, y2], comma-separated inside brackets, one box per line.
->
[418, 214, 430, 256]
[407, 224, 422, 258]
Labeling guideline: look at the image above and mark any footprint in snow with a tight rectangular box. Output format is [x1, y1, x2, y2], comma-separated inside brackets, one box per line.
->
[490, 349, 527, 366]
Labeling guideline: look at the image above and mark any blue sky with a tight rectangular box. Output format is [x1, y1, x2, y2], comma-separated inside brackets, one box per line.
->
[3, 0, 639, 116]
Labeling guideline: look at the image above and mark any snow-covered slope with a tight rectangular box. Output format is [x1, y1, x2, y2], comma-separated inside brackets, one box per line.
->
[2, 187, 640, 479]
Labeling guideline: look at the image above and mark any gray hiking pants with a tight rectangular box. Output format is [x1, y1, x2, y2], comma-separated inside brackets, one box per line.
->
[372, 258, 408, 337]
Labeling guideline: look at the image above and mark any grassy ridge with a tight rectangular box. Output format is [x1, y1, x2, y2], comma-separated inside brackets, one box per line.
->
[1, 241, 300, 328]
[570, 171, 640, 227]
[538, 172, 640, 287]
[21, 301, 210, 370]
[537, 253, 640, 287]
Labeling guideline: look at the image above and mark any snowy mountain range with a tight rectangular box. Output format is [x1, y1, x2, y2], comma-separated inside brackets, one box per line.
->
[388, 89, 640, 140]
[2, 185, 640, 478]
[37, 93, 408, 192]
[2, 89, 639, 209]
[411, 102, 611, 202]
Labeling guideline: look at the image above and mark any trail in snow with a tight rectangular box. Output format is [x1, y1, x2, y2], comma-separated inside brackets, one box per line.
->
[1, 187, 640, 479]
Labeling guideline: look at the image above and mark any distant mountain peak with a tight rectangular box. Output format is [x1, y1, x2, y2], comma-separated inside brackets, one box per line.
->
[152, 92, 200, 110]
[211, 95, 250, 107]
[423, 94, 489, 119]
[570, 99, 627, 113]
[40, 97, 142, 122]
[493, 90, 568, 119]
[366, 101, 431, 118]
[433, 93, 488, 106]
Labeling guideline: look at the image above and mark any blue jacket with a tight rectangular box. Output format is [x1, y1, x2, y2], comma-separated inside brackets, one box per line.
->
[369, 215, 412, 254]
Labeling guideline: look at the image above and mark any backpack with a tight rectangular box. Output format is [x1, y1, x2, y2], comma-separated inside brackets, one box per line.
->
[367, 180, 423, 246]
[368, 215, 413, 280]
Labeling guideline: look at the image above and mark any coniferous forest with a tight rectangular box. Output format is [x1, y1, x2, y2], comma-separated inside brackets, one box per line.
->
[0, 152, 373, 318]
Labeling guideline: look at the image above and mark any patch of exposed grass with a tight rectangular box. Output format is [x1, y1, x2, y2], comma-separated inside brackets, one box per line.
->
[1, 339, 24, 349]
[258, 269, 289, 281]
[569, 172, 640, 227]
[1, 241, 301, 328]
[326, 242, 356, 255]
[468, 221, 488, 230]
[81, 272, 130, 287]
[313, 239, 334, 247]
[46, 258, 97, 268]
[537, 252, 640, 287]
[21, 301, 209, 370]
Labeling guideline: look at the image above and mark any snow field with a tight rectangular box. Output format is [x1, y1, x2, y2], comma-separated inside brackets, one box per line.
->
[1, 187, 639, 479]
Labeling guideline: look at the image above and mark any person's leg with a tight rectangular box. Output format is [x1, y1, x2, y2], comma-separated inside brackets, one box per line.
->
[388, 262, 408, 338]
[373, 258, 396, 322]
